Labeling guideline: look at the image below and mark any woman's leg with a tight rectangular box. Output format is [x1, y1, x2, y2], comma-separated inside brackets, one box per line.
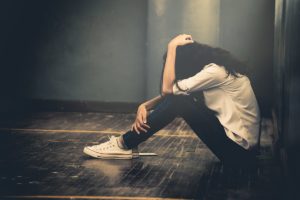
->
[84, 95, 184, 159]
[122, 95, 181, 149]
[122, 94, 256, 167]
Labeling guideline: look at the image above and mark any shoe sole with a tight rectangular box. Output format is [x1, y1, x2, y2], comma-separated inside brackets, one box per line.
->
[83, 147, 137, 159]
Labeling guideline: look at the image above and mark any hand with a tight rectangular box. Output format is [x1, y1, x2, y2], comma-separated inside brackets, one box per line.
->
[168, 34, 194, 48]
[131, 104, 150, 134]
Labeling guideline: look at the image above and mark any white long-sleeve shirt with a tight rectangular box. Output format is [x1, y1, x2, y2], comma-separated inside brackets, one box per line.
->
[172, 63, 260, 150]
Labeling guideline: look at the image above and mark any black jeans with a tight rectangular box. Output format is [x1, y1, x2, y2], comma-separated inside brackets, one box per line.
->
[122, 94, 257, 167]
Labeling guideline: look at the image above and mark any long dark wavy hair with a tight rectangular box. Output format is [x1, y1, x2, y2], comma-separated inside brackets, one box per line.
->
[160, 42, 249, 97]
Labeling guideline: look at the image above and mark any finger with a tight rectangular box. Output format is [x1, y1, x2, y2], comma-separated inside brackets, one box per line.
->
[137, 116, 144, 126]
[133, 123, 140, 134]
[141, 122, 150, 129]
[141, 112, 147, 124]
[185, 37, 194, 44]
[138, 113, 149, 128]
[136, 123, 146, 133]
[137, 123, 147, 133]
[185, 35, 193, 40]
[132, 123, 136, 132]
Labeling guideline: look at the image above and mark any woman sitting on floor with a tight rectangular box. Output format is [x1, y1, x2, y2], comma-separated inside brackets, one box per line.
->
[83, 34, 260, 168]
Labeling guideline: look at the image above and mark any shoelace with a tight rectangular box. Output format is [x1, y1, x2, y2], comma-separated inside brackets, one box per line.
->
[94, 136, 115, 150]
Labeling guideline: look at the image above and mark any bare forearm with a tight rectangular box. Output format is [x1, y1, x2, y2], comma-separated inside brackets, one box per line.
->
[141, 95, 163, 110]
[161, 44, 177, 95]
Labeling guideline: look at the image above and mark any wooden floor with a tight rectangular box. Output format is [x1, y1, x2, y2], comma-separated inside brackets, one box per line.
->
[0, 112, 283, 200]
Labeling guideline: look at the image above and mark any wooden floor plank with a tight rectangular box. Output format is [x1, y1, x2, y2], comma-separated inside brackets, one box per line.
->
[2, 195, 190, 200]
[0, 112, 282, 200]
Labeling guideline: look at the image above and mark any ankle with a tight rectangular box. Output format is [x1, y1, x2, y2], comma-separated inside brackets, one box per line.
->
[117, 136, 129, 150]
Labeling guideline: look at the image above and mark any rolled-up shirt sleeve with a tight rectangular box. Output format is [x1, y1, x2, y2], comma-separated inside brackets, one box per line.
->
[172, 63, 226, 95]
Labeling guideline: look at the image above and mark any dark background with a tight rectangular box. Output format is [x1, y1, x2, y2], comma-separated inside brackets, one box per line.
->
[0, 0, 274, 116]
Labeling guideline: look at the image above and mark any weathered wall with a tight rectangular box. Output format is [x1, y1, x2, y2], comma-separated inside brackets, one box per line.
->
[274, 0, 300, 197]
[0, 0, 274, 114]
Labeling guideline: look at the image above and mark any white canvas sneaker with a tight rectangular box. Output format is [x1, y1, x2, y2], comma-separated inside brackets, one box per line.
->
[83, 136, 136, 159]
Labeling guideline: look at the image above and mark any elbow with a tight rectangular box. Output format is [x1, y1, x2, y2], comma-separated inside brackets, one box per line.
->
[161, 86, 173, 96]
